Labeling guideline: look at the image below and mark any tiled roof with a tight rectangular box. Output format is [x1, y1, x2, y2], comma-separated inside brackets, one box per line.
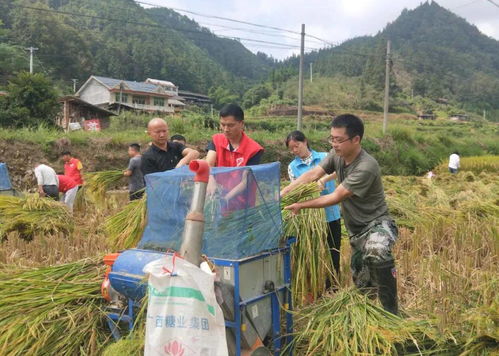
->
[93, 76, 160, 94]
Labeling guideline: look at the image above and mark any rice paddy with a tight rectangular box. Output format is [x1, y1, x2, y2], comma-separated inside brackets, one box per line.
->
[0, 155, 497, 355]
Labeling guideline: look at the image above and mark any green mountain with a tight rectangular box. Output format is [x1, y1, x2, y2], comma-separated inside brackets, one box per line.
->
[1, 0, 498, 119]
[0, 0, 273, 93]
[276, 1, 499, 119]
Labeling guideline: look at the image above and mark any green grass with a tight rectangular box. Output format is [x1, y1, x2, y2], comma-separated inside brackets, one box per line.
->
[1, 111, 497, 176]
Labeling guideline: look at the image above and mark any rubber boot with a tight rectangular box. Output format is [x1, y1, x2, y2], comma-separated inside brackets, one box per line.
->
[372, 265, 399, 315]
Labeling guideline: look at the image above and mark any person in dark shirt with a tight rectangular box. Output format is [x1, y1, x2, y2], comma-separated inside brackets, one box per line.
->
[281, 114, 399, 314]
[170, 134, 187, 146]
[141, 118, 199, 177]
[123, 143, 145, 201]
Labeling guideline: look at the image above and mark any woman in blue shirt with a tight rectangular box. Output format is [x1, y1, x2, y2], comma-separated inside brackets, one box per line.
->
[286, 130, 342, 289]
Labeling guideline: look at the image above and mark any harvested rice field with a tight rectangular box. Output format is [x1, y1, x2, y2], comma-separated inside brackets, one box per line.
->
[0, 156, 497, 355]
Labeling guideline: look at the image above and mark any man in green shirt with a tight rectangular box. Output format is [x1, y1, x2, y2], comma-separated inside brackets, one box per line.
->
[281, 114, 398, 314]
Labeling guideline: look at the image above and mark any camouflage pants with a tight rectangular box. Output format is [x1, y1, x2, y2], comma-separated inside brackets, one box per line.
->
[350, 219, 398, 289]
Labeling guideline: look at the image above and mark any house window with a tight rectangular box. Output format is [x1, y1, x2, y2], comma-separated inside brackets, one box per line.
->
[132, 95, 146, 105]
[154, 97, 165, 107]
[115, 93, 128, 103]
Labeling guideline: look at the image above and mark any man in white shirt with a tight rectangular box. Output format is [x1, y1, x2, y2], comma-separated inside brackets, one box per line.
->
[448, 151, 460, 174]
[34, 163, 59, 199]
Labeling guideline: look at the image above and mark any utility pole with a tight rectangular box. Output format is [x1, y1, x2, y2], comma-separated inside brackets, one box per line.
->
[483, 109, 486, 121]
[297, 24, 305, 130]
[382, 40, 391, 135]
[25, 47, 39, 74]
[310, 62, 313, 83]
[71, 79, 78, 94]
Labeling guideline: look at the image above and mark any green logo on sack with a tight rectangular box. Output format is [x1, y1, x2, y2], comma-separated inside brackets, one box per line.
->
[148, 286, 215, 315]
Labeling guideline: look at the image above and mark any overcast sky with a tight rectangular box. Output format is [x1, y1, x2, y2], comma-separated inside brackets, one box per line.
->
[139, 0, 499, 59]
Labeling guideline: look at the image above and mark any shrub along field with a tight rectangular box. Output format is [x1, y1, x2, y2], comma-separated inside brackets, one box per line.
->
[0, 111, 497, 354]
[0, 110, 498, 190]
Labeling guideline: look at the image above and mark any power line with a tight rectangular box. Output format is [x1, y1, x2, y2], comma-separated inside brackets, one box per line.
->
[9, 4, 322, 51]
[135, 0, 301, 35]
[485, 0, 499, 8]
[196, 21, 327, 45]
[60, 0, 324, 45]
[450, 0, 482, 10]
[8, 3, 380, 63]
[135, 1, 336, 46]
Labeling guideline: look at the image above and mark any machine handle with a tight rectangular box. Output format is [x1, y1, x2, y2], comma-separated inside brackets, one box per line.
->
[189, 160, 210, 183]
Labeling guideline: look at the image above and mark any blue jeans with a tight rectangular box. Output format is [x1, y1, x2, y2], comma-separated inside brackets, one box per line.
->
[449, 168, 457, 174]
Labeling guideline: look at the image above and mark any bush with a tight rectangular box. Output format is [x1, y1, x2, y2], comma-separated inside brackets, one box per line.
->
[0, 72, 59, 128]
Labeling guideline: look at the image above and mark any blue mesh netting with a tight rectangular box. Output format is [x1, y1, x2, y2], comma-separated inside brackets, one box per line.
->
[0, 163, 12, 191]
[138, 162, 282, 259]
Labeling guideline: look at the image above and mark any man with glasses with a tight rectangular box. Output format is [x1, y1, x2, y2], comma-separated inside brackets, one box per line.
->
[280, 114, 399, 314]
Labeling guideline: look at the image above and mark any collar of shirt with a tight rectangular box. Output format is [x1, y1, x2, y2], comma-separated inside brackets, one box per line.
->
[151, 142, 169, 152]
[295, 150, 321, 167]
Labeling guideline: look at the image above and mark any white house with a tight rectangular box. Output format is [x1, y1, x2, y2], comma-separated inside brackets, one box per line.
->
[76, 76, 186, 113]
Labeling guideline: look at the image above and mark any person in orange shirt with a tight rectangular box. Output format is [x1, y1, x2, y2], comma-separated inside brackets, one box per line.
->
[61, 151, 84, 186]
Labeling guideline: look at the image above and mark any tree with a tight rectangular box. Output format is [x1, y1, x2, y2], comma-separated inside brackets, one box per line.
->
[0, 20, 26, 84]
[242, 84, 271, 109]
[208, 86, 240, 109]
[0, 72, 59, 128]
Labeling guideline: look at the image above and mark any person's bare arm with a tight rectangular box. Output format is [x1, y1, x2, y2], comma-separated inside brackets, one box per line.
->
[176, 148, 200, 168]
[284, 184, 352, 214]
[203, 150, 218, 195]
[37, 185, 46, 197]
[317, 172, 337, 190]
[205, 150, 217, 168]
[280, 165, 327, 197]
[223, 170, 249, 202]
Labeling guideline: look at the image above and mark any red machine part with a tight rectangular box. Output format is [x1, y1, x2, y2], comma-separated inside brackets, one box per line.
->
[101, 252, 120, 301]
[189, 160, 210, 183]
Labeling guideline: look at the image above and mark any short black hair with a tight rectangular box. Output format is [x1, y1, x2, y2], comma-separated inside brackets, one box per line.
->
[170, 134, 186, 143]
[220, 103, 244, 121]
[129, 143, 141, 152]
[61, 151, 71, 156]
[285, 130, 309, 148]
[453, 151, 459, 155]
[331, 114, 364, 141]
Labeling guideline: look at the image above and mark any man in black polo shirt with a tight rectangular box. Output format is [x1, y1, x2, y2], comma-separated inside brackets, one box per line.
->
[141, 118, 199, 177]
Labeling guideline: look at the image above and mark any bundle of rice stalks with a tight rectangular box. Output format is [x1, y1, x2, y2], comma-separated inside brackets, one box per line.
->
[0, 258, 111, 355]
[460, 299, 499, 356]
[281, 183, 332, 306]
[0, 194, 73, 241]
[85, 170, 124, 206]
[105, 194, 147, 250]
[73, 185, 92, 213]
[289, 289, 454, 356]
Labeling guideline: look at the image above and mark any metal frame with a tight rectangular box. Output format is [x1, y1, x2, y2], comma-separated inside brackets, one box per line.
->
[104, 238, 295, 355]
[211, 238, 295, 356]
[105, 298, 139, 340]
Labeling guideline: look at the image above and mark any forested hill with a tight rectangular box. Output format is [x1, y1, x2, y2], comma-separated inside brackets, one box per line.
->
[0, 0, 274, 93]
[1, 0, 498, 116]
[279, 1, 499, 116]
